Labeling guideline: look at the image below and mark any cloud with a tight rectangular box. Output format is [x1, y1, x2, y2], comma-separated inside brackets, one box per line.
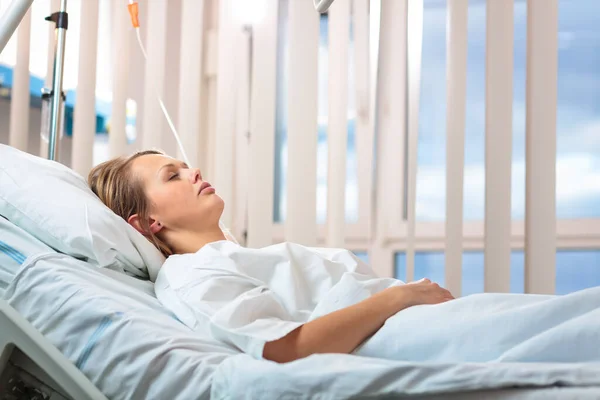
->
[559, 119, 600, 152]
[556, 154, 600, 203]
[414, 153, 600, 221]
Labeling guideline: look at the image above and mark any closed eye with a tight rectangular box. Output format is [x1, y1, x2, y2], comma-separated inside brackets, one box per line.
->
[168, 173, 179, 181]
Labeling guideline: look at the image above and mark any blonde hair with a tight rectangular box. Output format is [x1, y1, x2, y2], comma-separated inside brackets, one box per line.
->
[88, 150, 173, 257]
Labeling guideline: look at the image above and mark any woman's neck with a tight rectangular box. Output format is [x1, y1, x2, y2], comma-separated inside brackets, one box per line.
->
[167, 226, 227, 254]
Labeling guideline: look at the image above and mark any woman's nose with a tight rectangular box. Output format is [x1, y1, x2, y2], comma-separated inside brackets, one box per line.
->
[188, 168, 201, 184]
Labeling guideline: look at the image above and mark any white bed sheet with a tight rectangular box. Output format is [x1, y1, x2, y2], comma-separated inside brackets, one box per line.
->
[4, 253, 239, 400]
[0, 216, 54, 296]
[211, 353, 600, 399]
[422, 386, 600, 400]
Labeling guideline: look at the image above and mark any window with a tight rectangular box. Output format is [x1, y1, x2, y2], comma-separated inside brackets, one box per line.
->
[416, 0, 540, 221]
[415, 1, 447, 221]
[274, 3, 358, 224]
[353, 251, 369, 264]
[417, 0, 600, 221]
[394, 252, 446, 284]
[394, 251, 525, 294]
[556, 0, 600, 218]
[556, 250, 600, 295]
[395, 250, 600, 296]
[461, 251, 525, 295]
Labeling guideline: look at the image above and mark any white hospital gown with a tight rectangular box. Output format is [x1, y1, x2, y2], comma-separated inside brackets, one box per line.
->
[154, 240, 401, 359]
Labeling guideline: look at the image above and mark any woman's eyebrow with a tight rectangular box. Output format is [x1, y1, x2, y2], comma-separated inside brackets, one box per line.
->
[158, 162, 188, 174]
[157, 163, 176, 176]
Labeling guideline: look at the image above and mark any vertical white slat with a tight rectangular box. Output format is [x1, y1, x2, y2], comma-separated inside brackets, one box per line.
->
[8, 6, 31, 152]
[233, 31, 251, 243]
[71, 0, 99, 177]
[285, 0, 319, 245]
[205, 74, 217, 179]
[41, 0, 60, 159]
[406, 0, 423, 282]
[444, 0, 468, 296]
[353, 0, 372, 232]
[27, 1, 50, 156]
[367, 0, 388, 275]
[247, 0, 279, 248]
[326, 0, 350, 248]
[161, 0, 181, 157]
[204, 28, 218, 181]
[201, 3, 218, 175]
[213, 0, 237, 228]
[371, 0, 407, 278]
[177, 0, 205, 168]
[525, 0, 558, 294]
[95, 1, 112, 104]
[109, 1, 131, 159]
[141, 0, 167, 150]
[485, 0, 513, 293]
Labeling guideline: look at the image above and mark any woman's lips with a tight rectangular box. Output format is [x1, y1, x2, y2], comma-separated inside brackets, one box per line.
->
[199, 182, 215, 195]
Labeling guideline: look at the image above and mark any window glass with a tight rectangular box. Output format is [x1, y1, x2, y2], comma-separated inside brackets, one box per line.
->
[396, 250, 600, 296]
[556, 0, 600, 218]
[395, 250, 525, 295]
[353, 251, 369, 264]
[556, 250, 600, 295]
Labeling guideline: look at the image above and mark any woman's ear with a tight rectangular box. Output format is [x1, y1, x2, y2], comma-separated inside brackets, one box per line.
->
[127, 214, 163, 236]
[148, 219, 163, 234]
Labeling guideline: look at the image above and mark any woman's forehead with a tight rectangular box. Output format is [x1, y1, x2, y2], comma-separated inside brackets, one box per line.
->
[134, 154, 176, 168]
[131, 154, 177, 179]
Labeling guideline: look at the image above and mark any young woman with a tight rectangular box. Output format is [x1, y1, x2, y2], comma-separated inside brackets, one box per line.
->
[89, 150, 600, 364]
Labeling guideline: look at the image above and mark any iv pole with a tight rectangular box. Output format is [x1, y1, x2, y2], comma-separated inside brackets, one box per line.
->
[0, 0, 68, 161]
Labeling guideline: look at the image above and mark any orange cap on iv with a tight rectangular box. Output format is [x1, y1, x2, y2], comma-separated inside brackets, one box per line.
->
[127, 2, 140, 28]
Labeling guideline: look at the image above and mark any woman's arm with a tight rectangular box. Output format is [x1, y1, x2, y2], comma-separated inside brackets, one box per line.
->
[263, 279, 453, 363]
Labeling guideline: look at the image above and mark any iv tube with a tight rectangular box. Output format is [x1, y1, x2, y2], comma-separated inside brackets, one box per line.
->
[127, 1, 239, 244]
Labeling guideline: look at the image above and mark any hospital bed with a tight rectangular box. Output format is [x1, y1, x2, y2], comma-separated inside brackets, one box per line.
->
[4, 0, 600, 396]
[3, 147, 600, 399]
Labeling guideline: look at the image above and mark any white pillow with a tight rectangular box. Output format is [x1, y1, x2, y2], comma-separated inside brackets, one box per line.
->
[4, 253, 238, 400]
[0, 145, 164, 281]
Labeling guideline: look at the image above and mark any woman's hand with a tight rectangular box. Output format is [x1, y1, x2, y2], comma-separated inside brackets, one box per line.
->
[386, 278, 455, 309]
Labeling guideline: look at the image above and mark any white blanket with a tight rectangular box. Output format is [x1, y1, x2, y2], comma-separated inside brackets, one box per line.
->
[156, 240, 600, 363]
[211, 353, 600, 400]
[358, 287, 600, 363]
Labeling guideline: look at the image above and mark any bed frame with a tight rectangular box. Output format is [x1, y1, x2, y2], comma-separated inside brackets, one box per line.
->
[0, 301, 106, 399]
